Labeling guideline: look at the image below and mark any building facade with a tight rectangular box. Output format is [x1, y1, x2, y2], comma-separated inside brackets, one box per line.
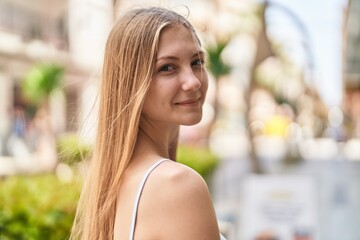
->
[0, 0, 113, 155]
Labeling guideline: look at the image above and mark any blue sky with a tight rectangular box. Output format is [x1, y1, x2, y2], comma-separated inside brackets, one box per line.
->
[265, 0, 348, 107]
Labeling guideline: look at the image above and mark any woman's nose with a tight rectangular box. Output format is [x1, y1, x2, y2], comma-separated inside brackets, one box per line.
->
[181, 69, 201, 91]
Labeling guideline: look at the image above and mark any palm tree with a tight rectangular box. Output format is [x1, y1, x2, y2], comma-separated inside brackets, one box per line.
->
[22, 62, 64, 111]
[206, 38, 232, 131]
[21, 62, 64, 170]
[22, 62, 64, 137]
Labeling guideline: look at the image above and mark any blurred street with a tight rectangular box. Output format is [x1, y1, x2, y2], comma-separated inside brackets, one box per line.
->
[1, 0, 360, 239]
[211, 136, 360, 240]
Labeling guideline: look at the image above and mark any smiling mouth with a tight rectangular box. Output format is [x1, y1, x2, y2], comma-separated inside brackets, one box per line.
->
[175, 97, 201, 106]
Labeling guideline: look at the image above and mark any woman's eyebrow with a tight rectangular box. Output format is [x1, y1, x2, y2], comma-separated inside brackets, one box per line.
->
[156, 55, 179, 62]
[156, 50, 205, 62]
[192, 50, 205, 58]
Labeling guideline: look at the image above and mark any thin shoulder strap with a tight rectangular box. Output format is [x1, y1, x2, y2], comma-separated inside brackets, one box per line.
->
[129, 159, 168, 240]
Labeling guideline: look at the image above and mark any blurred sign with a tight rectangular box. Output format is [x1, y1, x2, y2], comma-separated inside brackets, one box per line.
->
[241, 175, 319, 240]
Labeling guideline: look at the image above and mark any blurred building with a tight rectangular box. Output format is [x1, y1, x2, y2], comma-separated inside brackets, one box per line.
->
[344, 0, 360, 138]
[0, 0, 69, 138]
[0, 0, 113, 153]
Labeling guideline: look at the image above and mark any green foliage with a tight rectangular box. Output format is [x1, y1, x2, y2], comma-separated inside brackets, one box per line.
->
[22, 62, 64, 106]
[56, 134, 92, 166]
[205, 40, 231, 79]
[0, 174, 81, 240]
[177, 145, 219, 180]
[0, 146, 218, 239]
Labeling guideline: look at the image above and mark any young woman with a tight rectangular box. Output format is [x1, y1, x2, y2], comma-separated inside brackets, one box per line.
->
[71, 7, 226, 240]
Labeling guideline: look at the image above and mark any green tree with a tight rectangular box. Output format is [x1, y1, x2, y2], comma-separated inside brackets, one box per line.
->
[22, 62, 64, 111]
[205, 38, 232, 133]
[21, 62, 65, 170]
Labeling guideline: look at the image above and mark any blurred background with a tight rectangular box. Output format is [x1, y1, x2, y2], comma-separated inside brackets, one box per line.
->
[0, 0, 359, 239]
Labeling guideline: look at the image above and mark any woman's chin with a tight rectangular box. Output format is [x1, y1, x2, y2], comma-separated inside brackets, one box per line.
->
[180, 114, 203, 126]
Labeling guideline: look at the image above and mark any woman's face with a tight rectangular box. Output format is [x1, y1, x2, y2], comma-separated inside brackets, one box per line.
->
[142, 24, 208, 126]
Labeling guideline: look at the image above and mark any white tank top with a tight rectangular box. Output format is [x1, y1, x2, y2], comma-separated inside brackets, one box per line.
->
[128, 159, 227, 240]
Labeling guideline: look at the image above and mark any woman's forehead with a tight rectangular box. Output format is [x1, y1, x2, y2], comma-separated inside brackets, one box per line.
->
[157, 25, 202, 52]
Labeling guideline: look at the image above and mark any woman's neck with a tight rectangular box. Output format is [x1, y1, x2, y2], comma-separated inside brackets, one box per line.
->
[133, 119, 179, 161]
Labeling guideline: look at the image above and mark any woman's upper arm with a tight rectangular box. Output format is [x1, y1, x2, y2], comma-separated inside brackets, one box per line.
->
[147, 163, 221, 240]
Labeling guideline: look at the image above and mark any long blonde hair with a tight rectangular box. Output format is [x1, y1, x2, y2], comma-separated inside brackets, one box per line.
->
[70, 7, 199, 240]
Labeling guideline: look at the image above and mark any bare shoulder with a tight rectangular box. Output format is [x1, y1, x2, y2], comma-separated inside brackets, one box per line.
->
[149, 160, 211, 203]
[144, 160, 209, 204]
[157, 160, 207, 188]
[138, 160, 221, 240]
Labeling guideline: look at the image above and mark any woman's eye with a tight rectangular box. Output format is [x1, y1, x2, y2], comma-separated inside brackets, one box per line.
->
[192, 59, 205, 67]
[159, 65, 175, 72]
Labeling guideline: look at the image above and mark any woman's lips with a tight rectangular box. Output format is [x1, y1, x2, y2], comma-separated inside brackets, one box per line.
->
[175, 97, 201, 106]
